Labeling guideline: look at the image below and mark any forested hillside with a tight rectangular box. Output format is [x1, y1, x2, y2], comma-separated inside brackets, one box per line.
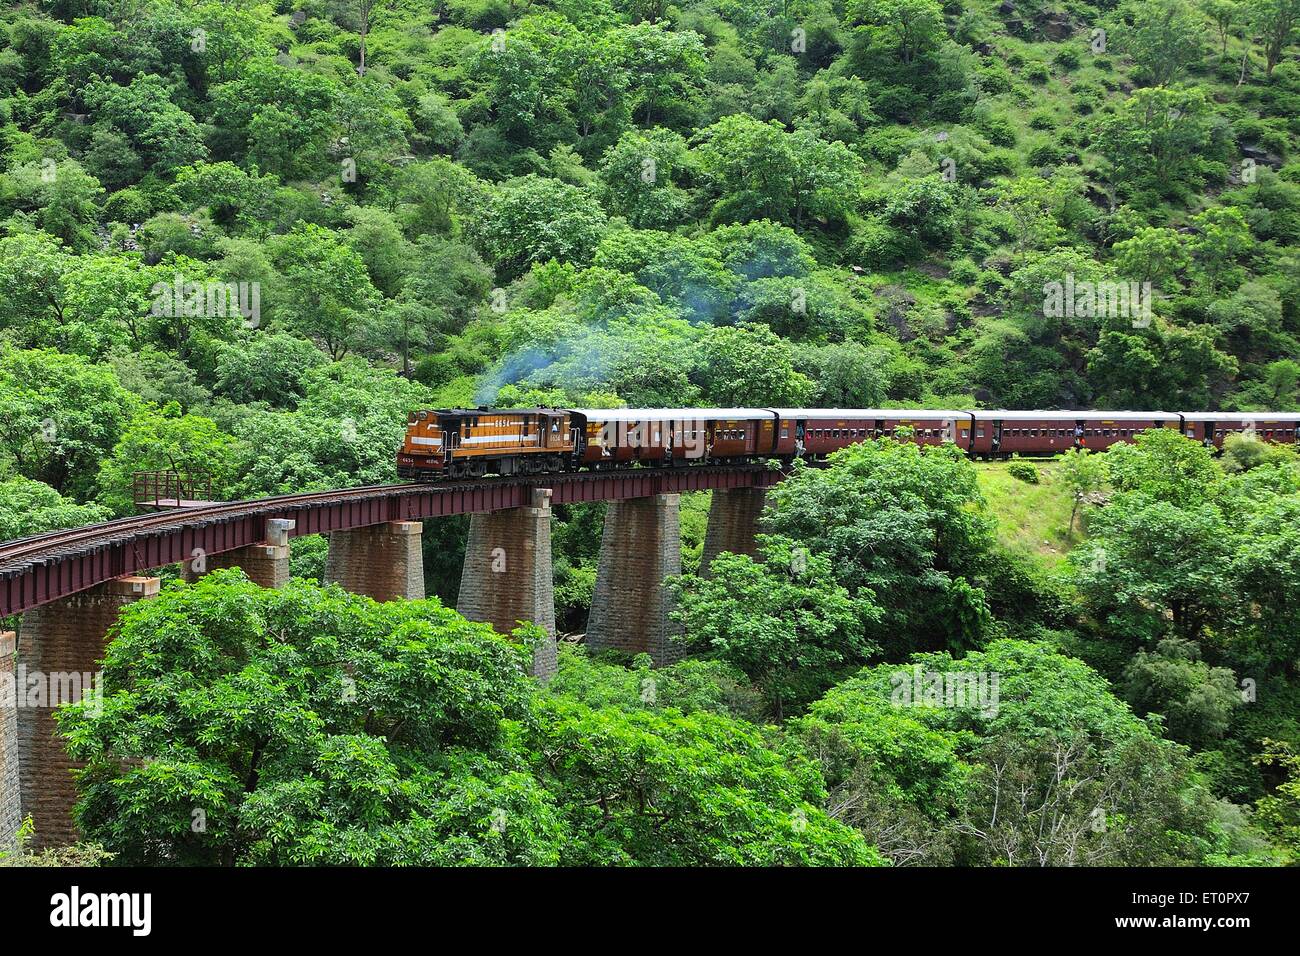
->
[1, 0, 1300, 867]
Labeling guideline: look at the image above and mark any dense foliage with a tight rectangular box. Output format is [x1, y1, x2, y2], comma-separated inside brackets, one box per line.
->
[2, 0, 1299, 866]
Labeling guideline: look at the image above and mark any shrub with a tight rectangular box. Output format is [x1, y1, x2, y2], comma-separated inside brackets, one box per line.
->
[1008, 460, 1040, 483]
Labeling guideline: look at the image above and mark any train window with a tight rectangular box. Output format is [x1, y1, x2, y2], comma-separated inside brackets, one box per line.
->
[781, 429, 789, 438]
[961, 429, 969, 439]
[976, 428, 985, 438]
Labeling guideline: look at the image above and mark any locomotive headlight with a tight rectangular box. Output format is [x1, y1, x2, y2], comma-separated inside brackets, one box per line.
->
[418, 411, 429, 421]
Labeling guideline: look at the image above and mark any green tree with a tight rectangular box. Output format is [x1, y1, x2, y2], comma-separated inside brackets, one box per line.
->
[1104, 426, 1221, 505]
[1061, 446, 1109, 535]
[619, 22, 708, 127]
[532, 696, 884, 865]
[671, 535, 881, 718]
[1203, 0, 1243, 57]
[473, 175, 609, 279]
[846, 0, 946, 66]
[212, 333, 328, 408]
[597, 128, 694, 229]
[693, 322, 814, 406]
[0, 476, 111, 541]
[60, 573, 561, 866]
[1126, 0, 1205, 87]
[1121, 637, 1241, 748]
[764, 438, 998, 658]
[269, 224, 379, 360]
[1096, 86, 1220, 195]
[1111, 226, 1190, 290]
[694, 115, 863, 229]
[799, 639, 1232, 866]
[1254, 740, 1300, 861]
[95, 405, 237, 515]
[83, 74, 208, 175]
[0, 349, 138, 497]
[1248, 0, 1300, 74]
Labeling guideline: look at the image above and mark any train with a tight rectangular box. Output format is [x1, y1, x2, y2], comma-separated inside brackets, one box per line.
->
[395, 407, 1300, 481]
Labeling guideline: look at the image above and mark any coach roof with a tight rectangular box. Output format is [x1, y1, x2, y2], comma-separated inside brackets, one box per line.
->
[571, 408, 772, 421]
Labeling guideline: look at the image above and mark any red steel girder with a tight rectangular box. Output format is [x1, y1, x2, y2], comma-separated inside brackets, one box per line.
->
[0, 465, 784, 616]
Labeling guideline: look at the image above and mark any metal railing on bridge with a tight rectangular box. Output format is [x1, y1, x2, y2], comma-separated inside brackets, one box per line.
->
[131, 470, 215, 510]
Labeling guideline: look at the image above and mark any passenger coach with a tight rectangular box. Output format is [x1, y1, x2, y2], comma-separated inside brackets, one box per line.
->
[397, 406, 1300, 481]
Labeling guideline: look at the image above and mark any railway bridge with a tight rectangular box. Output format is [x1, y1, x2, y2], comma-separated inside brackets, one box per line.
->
[0, 465, 780, 851]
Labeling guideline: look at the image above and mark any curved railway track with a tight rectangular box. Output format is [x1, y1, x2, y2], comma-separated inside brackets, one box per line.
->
[0, 465, 783, 610]
[0, 483, 421, 572]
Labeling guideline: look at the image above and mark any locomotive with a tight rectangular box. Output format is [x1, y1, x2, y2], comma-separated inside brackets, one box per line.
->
[396, 407, 1300, 482]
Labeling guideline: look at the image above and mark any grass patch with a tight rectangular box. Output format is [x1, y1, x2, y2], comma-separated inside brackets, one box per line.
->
[976, 458, 1084, 568]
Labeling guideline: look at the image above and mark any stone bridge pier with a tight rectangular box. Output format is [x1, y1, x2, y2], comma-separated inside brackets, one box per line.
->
[182, 518, 295, 588]
[324, 520, 425, 601]
[457, 488, 557, 679]
[586, 494, 684, 664]
[700, 487, 767, 575]
[1, 631, 19, 855]
[8, 575, 160, 851]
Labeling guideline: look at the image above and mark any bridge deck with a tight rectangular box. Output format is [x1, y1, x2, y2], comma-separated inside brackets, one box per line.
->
[0, 465, 784, 616]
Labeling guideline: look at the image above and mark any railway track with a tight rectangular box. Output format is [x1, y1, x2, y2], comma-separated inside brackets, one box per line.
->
[0, 483, 420, 572]
[0, 462, 783, 576]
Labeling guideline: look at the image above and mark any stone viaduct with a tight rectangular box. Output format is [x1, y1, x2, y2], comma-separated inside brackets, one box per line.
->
[0, 467, 778, 852]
